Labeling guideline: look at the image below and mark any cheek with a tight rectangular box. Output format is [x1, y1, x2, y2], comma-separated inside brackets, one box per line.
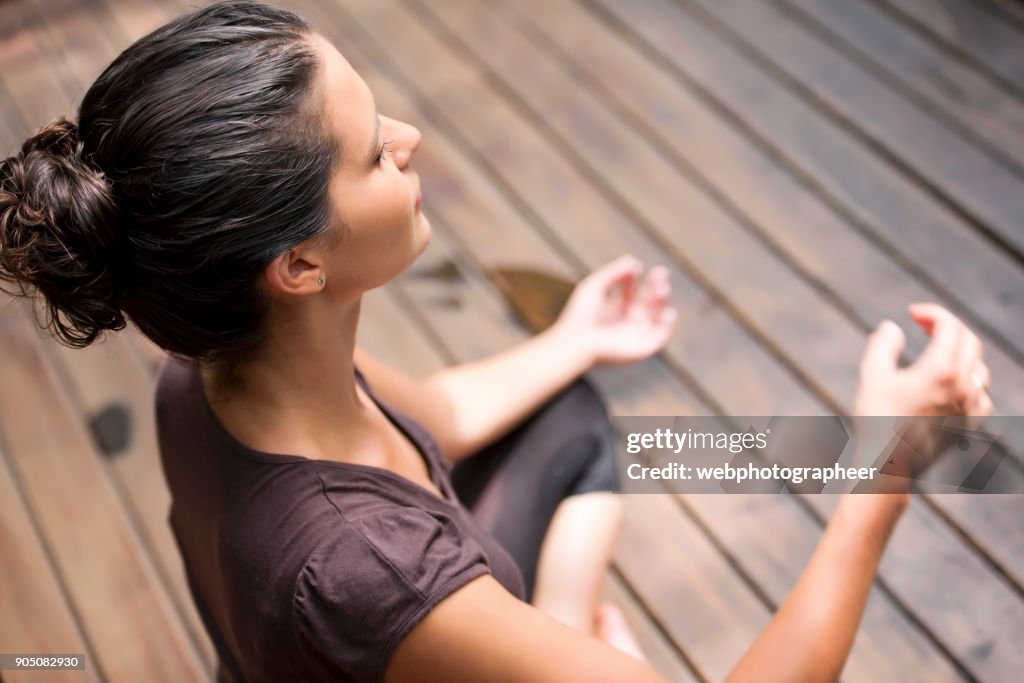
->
[376, 176, 417, 239]
[335, 183, 407, 238]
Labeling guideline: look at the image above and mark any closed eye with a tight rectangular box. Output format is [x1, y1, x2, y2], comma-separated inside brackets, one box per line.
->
[376, 138, 394, 165]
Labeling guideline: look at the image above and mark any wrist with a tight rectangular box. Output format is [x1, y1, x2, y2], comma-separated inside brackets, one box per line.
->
[541, 322, 598, 372]
[835, 492, 910, 532]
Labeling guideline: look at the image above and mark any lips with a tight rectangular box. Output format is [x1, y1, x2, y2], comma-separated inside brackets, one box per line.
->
[415, 190, 423, 212]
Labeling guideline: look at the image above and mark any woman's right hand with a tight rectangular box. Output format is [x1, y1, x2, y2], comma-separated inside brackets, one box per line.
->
[853, 303, 993, 417]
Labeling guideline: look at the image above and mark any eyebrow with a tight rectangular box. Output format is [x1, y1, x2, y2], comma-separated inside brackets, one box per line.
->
[367, 108, 380, 162]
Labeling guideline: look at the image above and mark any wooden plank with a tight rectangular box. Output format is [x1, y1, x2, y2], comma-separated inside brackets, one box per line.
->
[95, 0, 184, 50]
[23, 0, 123, 110]
[415, 0, 876, 412]
[685, 0, 1024, 261]
[784, 0, 1024, 170]
[497, 0, 1024, 592]
[873, 495, 1024, 681]
[678, 494, 969, 682]
[583, 0, 1024, 360]
[0, 443, 101, 683]
[926, 494, 1024, 593]
[874, 0, 1024, 94]
[123, 324, 166, 375]
[45, 333, 217, 677]
[508, 0, 1024, 380]
[357, 286, 451, 375]
[615, 494, 773, 682]
[602, 573, 700, 683]
[0, 1, 74, 130]
[309, 0, 832, 417]
[445, 0, 1024, 417]
[976, 0, 1024, 31]
[0, 85, 24, 153]
[0, 300, 208, 682]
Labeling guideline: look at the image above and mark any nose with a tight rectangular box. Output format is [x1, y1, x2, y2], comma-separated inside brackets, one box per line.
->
[381, 116, 421, 169]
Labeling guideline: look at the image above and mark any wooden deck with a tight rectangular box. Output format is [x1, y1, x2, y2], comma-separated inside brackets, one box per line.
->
[1, 0, 1023, 681]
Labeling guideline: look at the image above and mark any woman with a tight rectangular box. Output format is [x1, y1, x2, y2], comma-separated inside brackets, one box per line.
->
[0, 2, 991, 681]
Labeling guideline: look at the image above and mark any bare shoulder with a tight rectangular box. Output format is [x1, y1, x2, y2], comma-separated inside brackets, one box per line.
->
[386, 574, 667, 683]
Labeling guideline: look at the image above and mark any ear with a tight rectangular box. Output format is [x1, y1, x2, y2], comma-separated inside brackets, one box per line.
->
[264, 246, 325, 300]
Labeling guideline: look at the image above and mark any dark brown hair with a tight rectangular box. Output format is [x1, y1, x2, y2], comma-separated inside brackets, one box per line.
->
[0, 1, 337, 367]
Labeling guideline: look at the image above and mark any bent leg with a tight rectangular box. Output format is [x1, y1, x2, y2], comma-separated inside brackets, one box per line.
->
[531, 491, 623, 629]
[450, 379, 645, 656]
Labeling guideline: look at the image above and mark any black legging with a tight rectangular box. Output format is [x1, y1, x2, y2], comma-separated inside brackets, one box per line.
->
[449, 378, 619, 601]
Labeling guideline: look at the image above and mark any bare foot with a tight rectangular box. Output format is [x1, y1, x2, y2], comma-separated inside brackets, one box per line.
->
[594, 602, 647, 662]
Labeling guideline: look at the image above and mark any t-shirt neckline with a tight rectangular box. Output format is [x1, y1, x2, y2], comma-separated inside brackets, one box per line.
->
[188, 361, 456, 506]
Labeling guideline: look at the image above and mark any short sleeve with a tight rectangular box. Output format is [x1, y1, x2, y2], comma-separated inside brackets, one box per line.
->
[293, 506, 491, 682]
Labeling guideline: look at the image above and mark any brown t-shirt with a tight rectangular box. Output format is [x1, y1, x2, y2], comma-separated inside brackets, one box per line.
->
[154, 356, 526, 683]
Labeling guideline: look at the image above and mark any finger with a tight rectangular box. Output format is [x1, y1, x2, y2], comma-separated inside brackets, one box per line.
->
[972, 362, 991, 392]
[639, 266, 671, 316]
[910, 303, 964, 372]
[661, 306, 678, 332]
[956, 327, 983, 379]
[972, 391, 994, 418]
[859, 320, 905, 378]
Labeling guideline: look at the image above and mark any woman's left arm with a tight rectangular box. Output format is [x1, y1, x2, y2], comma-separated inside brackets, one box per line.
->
[357, 255, 676, 461]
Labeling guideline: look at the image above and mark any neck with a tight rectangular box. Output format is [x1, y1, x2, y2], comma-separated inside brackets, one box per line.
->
[199, 295, 369, 456]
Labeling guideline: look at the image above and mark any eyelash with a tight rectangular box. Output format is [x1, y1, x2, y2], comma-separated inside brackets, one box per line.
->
[376, 138, 394, 164]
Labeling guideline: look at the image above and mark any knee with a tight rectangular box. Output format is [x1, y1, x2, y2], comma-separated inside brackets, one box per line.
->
[548, 380, 620, 495]
[549, 378, 614, 442]
[569, 432, 620, 495]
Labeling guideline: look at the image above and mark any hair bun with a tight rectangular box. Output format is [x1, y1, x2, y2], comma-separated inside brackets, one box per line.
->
[0, 116, 128, 347]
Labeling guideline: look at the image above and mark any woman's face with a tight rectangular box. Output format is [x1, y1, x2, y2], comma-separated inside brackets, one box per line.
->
[299, 34, 430, 298]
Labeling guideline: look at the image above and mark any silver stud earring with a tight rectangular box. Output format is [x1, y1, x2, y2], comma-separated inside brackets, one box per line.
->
[317, 276, 324, 287]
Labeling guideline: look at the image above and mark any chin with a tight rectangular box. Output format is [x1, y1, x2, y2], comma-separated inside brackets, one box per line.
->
[413, 213, 432, 255]
[385, 215, 432, 283]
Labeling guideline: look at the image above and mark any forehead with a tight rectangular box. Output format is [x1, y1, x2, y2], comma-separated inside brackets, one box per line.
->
[311, 34, 374, 163]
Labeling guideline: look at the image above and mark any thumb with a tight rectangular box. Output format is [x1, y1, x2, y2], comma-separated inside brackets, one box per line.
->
[860, 320, 905, 377]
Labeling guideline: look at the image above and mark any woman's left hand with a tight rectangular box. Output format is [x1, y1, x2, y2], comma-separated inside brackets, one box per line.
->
[550, 255, 678, 366]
